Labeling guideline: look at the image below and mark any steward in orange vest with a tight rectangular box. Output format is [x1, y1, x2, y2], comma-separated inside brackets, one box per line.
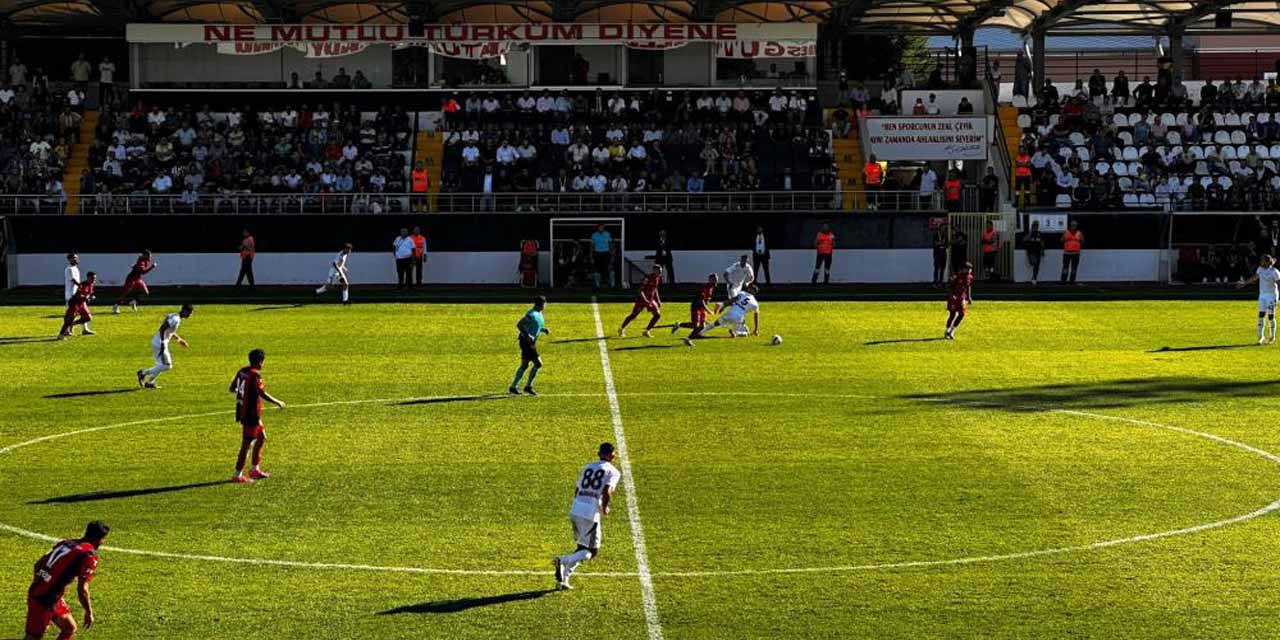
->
[1061, 221, 1084, 284]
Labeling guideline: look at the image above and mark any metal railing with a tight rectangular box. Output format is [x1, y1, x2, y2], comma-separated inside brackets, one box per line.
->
[0, 190, 944, 215]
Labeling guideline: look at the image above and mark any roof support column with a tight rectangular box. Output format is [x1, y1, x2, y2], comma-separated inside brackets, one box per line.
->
[1168, 29, 1184, 80]
[1030, 27, 1046, 97]
[958, 25, 976, 87]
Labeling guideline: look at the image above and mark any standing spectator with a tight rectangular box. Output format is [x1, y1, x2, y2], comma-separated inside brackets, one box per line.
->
[1024, 220, 1045, 284]
[1013, 52, 1030, 99]
[956, 97, 975, 114]
[753, 225, 771, 285]
[1087, 68, 1106, 99]
[70, 53, 91, 83]
[1111, 70, 1130, 105]
[918, 164, 938, 210]
[393, 227, 414, 290]
[410, 226, 427, 287]
[951, 227, 969, 273]
[981, 219, 1000, 281]
[944, 168, 963, 212]
[863, 153, 883, 209]
[1060, 220, 1083, 284]
[411, 161, 429, 212]
[979, 166, 999, 212]
[8, 56, 26, 86]
[931, 222, 949, 286]
[652, 229, 675, 285]
[812, 223, 835, 284]
[591, 223, 614, 288]
[236, 229, 256, 290]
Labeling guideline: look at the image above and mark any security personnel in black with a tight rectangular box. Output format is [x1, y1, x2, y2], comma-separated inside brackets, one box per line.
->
[652, 229, 675, 284]
[931, 223, 949, 286]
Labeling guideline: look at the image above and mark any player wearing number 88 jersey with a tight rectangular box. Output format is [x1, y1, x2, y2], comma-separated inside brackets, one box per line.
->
[1237, 254, 1280, 344]
[553, 443, 621, 591]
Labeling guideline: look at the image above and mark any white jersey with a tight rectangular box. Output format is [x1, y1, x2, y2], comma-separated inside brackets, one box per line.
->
[724, 262, 754, 292]
[724, 292, 759, 321]
[328, 252, 349, 279]
[153, 312, 181, 347]
[569, 460, 621, 521]
[1259, 266, 1280, 300]
[64, 265, 80, 301]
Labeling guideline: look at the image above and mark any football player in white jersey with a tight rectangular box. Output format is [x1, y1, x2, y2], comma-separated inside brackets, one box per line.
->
[696, 284, 760, 340]
[1237, 253, 1280, 344]
[553, 442, 621, 591]
[63, 252, 81, 304]
[136, 304, 194, 388]
[314, 243, 353, 304]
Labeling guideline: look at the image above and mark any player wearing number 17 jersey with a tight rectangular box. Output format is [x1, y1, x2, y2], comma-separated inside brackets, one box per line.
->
[618, 265, 663, 338]
[553, 442, 621, 591]
[23, 521, 108, 640]
[229, 349, 286, 483]
[945, 263, 975, 340]
[1237, 253, 1280, 344]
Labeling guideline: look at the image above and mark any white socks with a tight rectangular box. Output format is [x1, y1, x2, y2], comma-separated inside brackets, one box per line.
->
[559, 548, 593, 581]
[315, 285, 327, 294]
[341, 289, 349, 302]
[1260, 318, 1266, 341]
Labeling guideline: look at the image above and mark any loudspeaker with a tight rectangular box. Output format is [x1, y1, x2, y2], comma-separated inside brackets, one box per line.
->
[1215, 11, 1232, 28]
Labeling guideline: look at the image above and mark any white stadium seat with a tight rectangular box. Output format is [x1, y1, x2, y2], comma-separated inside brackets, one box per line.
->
[1122, 193, 1139, 207]
[1075, 147, 1091, 162]
[1095, 161, 1111, 175]
[1214, 130, 1232, 145]
[1118, 131, 1134, 145]
[1113, 114, 1129, 127]
[1166, 131, 1182, 145]
[1231, 130, 1247, 145]
[1225, 113, 1241, 126]
[1128, 113, 1144, 126]
[1056, 193, 1073, 209]
[1161, 113, 1177, 127]
[1123, 146, 1139, 161]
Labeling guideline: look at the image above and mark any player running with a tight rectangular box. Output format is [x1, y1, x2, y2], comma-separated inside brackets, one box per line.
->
[510, 296, 549, 396]
[944, 262, 975, 340]
[618, 265, 663, 338]
[230, 348, 286, 483]
[722, 254, 755, 304]
[699, 284, 760, 340]
[553, 442, 621, 591]
[56, 272, 96, 340]
[112, 250, 155, 314]
[671, 273, 718, 338]
[314, 243, 352, 304]
[1237, 253, 1280, 344]
[136, 304, 194, 389]
[24, 521, 109, 640]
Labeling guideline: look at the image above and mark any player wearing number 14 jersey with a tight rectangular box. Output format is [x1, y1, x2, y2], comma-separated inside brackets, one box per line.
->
[23, 521, 108, 640]
[229, 349, 286, 483]
[553, 442, 621, 591]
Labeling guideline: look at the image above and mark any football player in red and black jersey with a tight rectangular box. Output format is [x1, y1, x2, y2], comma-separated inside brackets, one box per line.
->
[56, 272, 96, 340]
[24, 520, 108, 640]
[671, 273, 718, 339]
[945, 262, 975, 340]
[618, 265, 663, 338]
[229, 348, 286, 484]
[112, 250, 155, 314]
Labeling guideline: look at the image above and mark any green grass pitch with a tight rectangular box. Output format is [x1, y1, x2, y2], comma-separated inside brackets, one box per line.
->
[4, 298, 1280, 639]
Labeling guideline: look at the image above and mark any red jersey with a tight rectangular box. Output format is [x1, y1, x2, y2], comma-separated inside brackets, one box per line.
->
[231, 366, 265, 427]
[692, 282, 715, 310]
[28, 540, 98, 607]
[125, 258, 152, 282]
[637, 273, 662, 303]
[70, 281, 95, 303]
[948, 272, 974, 301]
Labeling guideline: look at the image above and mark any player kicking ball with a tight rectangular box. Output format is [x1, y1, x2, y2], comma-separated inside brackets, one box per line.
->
[1237, 253, 1280, 344]
[230, 349, 286, 483]
[112, 250, 155, 314]
[698, 284, 760, 340]
[56, 272, 96, 340]
[672, 273, 718, 338]
[136, 304, 194, 389]
[554, 442, 620, 591]
[23, 520, 108, 640]
[945, 262, 975, 340]
[510, 296, 549, 396]
[314, 243, 353, 304]
[618, 265, 663, 337]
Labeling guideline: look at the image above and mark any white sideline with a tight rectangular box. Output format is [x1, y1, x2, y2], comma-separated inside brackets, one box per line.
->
[591, 298, 665, 640]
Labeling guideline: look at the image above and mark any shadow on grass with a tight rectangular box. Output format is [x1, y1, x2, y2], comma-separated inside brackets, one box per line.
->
[1148, 343, 1258, 353]
[378, 589, 554, 615]
[865, 337, 947, 346]
[397, 393, 513, 406]
[613, 344, 680, 352]
[44, 388, 140, 399]
[0, 336, 59, 345]
[30, 480, 231, 504]
[251, 304, 307, 312]
[550, 336, 611, 344]
[903, 376, 1280, 411]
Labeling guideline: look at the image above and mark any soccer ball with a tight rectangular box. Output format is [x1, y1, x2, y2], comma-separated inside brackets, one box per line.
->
[771, 335, 783, 345]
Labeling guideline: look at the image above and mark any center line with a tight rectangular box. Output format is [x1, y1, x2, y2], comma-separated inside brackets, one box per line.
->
[591, 298, 665, 640]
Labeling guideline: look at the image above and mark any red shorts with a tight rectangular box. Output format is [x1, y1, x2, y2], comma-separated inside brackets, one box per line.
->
[690, 307, 707, 326]
[65, 301, 90, 321]
[25, 596, 69, 637]
[946, 296, 968, 314]
[123, 279, 149, 296]
[241, 422, 265, 438]
[631, 300, 658, 315]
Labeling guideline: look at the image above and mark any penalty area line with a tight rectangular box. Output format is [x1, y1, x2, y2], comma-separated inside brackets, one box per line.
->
[591, 297, 665, 640]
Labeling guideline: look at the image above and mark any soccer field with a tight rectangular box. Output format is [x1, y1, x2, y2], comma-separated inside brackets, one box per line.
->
[4, 298, 1280, 639]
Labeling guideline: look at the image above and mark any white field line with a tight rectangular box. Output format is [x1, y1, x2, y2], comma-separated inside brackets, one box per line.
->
[0, 394, 1277, 581]
[591, 298, 665, 640]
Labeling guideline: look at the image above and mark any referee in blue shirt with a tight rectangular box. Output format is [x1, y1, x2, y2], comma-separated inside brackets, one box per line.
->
[591, 224, 614, 288]
[510, 297, 550, 396]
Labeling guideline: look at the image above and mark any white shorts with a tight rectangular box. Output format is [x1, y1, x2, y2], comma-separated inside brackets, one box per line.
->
[570, 515, 601, 550]
[152, 340, 172, 368]
[727, 283, 744, 299]
[1261, 297, 1277, 314]
[327, 269, 347, 285]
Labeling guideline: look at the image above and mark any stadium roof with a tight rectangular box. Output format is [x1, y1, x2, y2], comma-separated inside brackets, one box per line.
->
[3, 0, 1280, 36]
